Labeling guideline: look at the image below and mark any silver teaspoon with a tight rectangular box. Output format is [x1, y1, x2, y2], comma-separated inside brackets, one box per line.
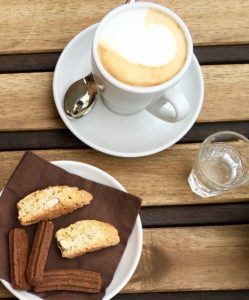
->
[64, 74, 97, 119]
[63, 0, 136, 119]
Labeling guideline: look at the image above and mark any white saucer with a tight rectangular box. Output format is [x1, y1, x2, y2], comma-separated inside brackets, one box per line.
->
[1, 161, 143, 300]
[53, 24, 204, 157]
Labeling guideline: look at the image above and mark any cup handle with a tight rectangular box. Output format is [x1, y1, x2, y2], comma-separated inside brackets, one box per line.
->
[145, 88, 190, 122]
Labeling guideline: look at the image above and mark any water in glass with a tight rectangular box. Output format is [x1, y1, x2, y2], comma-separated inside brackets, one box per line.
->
[189, 141, 248, 197]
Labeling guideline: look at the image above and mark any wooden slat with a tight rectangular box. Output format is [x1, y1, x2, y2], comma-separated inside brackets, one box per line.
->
[124, 225, 249, 292]
[0, 0, 249, 55]
[1, 225, 249, 296]
[0, 72, 64, 130]
[1, 148, 249, 206]
[0, 64, 249, 131]
[162, 0, 249, 46]
[199, 64, 249, 122]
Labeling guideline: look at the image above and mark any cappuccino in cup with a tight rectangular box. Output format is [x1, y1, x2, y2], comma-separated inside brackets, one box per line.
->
[97, 7, 188, 87]
[92, 2, 193, 120]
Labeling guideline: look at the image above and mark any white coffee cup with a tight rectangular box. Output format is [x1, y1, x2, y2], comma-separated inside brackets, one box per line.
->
[92, 2, 193, 122]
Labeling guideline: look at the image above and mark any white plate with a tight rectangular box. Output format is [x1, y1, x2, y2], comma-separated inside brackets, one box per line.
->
[53, 24, 204, 157]
[1, 160, 143, 300]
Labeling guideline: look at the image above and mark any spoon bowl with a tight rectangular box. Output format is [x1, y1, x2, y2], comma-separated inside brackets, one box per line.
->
[64, 74, 97, 119]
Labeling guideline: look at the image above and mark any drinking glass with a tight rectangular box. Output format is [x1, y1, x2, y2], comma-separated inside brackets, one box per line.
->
[188, 131, 249, 197]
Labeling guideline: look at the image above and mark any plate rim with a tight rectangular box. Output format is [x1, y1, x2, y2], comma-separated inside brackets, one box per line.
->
[1, 160, 143, 300]
[53, 23, 204, 158]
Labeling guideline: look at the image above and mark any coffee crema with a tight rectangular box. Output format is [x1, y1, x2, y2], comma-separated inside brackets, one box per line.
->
[97, 8, 188, 87]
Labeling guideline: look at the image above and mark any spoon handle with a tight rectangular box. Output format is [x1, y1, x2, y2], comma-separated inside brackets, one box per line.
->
[84, 75, 97, 96]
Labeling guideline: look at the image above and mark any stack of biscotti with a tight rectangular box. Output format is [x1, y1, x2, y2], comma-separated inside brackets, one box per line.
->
[8, 185, 120, 294]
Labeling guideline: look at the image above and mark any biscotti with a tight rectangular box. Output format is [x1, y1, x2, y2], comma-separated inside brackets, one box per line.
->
[56, 220, 120, 258]
[9, 228, 30, 290]
[26, 221, 54, 285]
[17, 186, 93, 225]
[33, 269, 102, 293]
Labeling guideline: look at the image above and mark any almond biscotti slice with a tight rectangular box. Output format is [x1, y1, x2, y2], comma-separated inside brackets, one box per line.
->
[17, 186, 93, 225]
[56, 220, 120, 258]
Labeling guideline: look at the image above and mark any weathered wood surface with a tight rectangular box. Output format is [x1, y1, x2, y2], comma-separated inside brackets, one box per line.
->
[1, 149, 249, 206]
[0, 72, 64, 131]
[124, 225, 249, 292]
[0, 0, 249, 55]
[0, 64, 249, 131]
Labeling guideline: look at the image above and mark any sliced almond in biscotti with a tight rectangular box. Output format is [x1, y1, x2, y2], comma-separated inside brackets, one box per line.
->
[56, 220, 120, 258]
[17, 186, 93, 225]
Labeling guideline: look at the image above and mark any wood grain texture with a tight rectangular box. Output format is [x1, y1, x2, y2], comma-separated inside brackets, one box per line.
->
[158, 0, 249, 46]
[0, 72, 64, 130]
[199, 64, 249, 122]
[124, 225, 249, 292]
[0, 64, 249, 131]
[2, 225, 249, 296]
[0, 0, 249, 54]
[0, 0, 117, 54]
[1, 148, 249, 206]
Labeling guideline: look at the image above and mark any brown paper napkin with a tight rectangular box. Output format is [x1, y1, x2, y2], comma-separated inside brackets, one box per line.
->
[0, 152, 141, 300]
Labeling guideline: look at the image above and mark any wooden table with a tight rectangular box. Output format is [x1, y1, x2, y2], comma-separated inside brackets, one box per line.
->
[1, 0, 249, 299]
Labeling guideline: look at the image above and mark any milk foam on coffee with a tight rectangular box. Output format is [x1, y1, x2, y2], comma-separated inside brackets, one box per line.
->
[97, 8, 188, 87]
